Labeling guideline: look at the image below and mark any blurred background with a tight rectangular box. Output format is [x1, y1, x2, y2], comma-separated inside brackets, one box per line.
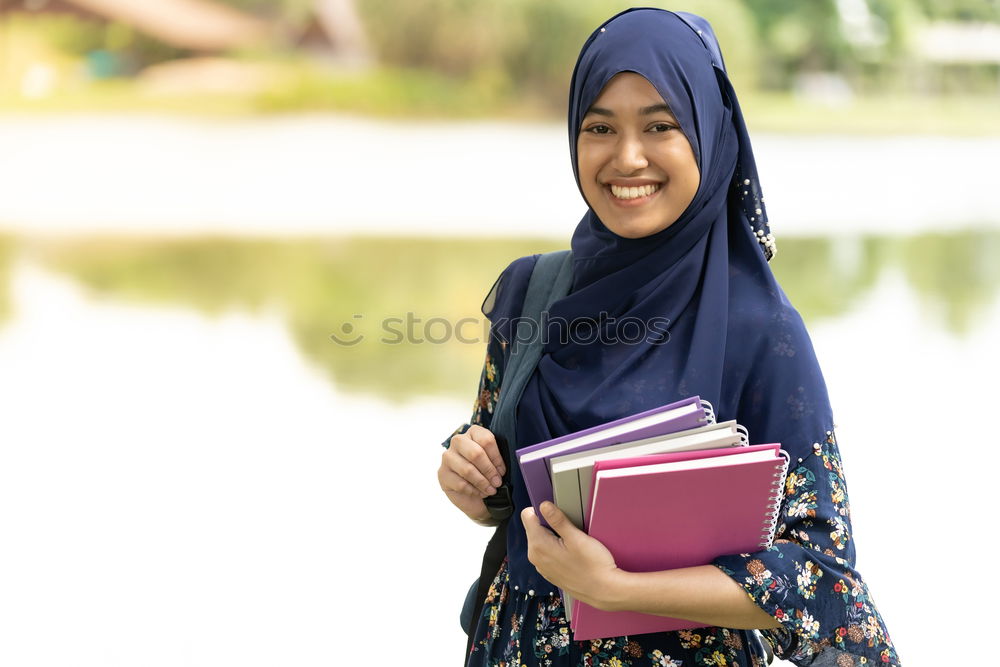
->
[0, 0, 997, 664]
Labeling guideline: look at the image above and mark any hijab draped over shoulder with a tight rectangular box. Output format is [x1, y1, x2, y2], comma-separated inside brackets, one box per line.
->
[484, 7, 834, 597]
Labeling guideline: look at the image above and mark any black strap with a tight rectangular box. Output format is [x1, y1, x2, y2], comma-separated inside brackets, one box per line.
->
[464, 250, 573, 660]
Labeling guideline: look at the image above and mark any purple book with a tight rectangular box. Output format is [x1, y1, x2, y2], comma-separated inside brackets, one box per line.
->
[516, 396, 713, 528]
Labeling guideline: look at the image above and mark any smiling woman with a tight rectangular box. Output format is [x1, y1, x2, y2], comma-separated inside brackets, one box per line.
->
[576, 72, 701, 239]
[438, 7, 898, 667]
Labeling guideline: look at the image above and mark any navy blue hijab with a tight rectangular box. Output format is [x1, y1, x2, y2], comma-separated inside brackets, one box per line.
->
[489, 8, 832, 595]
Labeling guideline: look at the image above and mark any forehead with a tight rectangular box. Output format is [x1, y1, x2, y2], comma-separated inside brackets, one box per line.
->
[586, 71, 673, 114]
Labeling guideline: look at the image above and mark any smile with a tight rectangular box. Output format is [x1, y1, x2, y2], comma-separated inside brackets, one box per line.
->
[610, 183, 660, 200]
[606, 183, 662, 207]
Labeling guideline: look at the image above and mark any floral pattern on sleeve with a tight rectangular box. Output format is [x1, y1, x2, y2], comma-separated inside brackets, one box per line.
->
[442, 335, 506, 449]
[713, 429, 899, 666]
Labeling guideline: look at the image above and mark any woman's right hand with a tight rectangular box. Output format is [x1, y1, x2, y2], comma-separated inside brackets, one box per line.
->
[438, 425, 507, 525]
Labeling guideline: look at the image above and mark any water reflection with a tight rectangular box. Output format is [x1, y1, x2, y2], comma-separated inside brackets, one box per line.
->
[14, 230, 1000, 400]
[30, 236, 561, 401]
[768, 235, 888, 322]
[899, 231, 1000, 334]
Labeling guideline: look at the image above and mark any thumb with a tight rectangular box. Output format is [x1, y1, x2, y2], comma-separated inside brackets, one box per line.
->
[540, 501, 575, 537]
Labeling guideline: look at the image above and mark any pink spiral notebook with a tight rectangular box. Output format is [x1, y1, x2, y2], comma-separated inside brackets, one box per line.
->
[571, 445, 788, 641]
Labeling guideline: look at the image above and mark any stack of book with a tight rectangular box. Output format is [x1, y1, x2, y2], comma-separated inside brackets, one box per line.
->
[516, 396, 788, 641]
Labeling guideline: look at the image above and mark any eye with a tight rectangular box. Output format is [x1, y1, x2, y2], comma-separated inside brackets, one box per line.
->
[583, 124, 612, 135]
[649, 122, 678, 133]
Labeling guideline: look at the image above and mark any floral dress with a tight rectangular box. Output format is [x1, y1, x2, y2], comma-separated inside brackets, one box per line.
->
[445, 334, 899, 667]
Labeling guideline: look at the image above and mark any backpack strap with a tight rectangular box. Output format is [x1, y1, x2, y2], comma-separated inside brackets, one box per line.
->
[463, 250, 573, 653]
[486, 249, 573, 516]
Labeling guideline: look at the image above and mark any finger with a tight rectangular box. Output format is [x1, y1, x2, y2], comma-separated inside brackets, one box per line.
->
[521, 506, 541, 543]
[444, 448, 496, 496]
[522, 506, 561, 568]
[439, 467, 489, 498]
[467, 425, 507, 477]
[466, 426, 506, 479]
[453, 433, 503, 488]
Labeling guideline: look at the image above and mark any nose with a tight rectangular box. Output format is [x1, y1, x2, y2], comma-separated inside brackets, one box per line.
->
[613, 133, 648, 173]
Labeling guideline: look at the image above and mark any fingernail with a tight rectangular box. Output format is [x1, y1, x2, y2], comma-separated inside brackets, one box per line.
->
[487, 486, 496, 495]
[492, 475, 502, 487]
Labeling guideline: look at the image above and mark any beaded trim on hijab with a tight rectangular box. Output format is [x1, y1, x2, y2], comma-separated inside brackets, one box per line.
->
[737, 171, 776, 261]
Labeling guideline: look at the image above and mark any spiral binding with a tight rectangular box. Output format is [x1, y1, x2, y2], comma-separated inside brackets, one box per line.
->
[699, 399, 716, 424]
[758, 450, 790, 549]
[736, 423, 749, 445]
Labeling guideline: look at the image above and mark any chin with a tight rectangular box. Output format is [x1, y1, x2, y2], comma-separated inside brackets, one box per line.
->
[604, 219, 674, 239]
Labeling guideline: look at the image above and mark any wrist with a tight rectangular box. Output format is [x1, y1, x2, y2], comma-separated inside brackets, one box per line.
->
[467, 503, 499, 527]
[592, 567, 634, 612]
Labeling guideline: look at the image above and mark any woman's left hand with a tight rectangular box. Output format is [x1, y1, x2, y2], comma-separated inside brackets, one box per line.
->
[522, 502, 622, 611]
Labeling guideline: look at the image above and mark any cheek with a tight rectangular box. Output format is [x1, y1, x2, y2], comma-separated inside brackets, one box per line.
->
[681, 164, 700, 194]
[576, 149, 598, 182]
[576, 153, 606, 205]
[677, 142, 701, 191]
[662, 147, 700, 196]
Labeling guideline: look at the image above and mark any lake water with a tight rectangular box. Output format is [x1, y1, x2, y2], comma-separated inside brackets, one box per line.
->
[1, 114, 997, 238]
[0, 232, 997, 665]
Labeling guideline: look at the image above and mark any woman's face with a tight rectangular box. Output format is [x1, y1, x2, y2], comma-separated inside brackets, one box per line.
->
[576, 71, 700, 239]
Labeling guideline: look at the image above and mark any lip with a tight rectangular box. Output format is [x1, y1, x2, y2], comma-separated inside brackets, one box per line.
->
[604, 182, 663, 208]
[605, 178, 662, 187]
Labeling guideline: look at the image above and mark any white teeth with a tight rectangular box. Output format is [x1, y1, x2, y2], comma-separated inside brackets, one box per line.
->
[610, 183, 659, 200]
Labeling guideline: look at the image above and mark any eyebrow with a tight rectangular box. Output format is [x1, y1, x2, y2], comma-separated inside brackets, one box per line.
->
[584, 103, 675, 117]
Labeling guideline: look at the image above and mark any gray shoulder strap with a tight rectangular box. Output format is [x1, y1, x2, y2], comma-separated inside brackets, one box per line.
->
[490, 250, 573, 450]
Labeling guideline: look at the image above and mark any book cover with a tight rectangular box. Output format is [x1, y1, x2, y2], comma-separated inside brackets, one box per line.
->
[583, 443, 781, 529]
[571, 450, 788, 641]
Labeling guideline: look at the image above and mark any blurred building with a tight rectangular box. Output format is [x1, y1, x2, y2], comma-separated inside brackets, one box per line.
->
[917, 21, 1000, 65]
[913, 21, 1000, 93]
[0, 0, 370, 98]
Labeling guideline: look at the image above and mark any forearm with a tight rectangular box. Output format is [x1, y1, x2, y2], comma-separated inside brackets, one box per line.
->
[600, 564, 780, 630]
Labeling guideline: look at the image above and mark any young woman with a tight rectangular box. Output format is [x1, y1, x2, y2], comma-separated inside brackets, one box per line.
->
[439, 8, 898, 667]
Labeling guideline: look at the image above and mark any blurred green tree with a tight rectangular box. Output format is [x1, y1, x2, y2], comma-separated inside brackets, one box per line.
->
[740, 0, 846, 88]
[353, 0, 760, 112]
